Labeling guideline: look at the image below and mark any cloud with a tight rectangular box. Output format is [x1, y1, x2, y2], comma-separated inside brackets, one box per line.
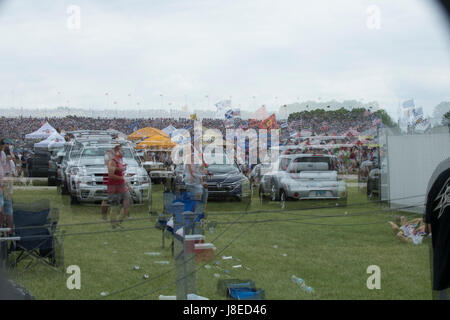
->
[0, 0, 449, 119]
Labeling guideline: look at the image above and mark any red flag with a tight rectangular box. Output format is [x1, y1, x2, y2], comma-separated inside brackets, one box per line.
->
[259, 114, 278, 130]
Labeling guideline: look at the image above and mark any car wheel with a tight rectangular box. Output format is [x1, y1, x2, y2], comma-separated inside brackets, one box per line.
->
[60, 182, 69, 195]
[70, 194, 79, 205]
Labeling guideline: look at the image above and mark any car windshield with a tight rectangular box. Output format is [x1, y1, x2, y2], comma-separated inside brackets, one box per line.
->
[208, 164, 240, 174]
[80, 147, 133, 158]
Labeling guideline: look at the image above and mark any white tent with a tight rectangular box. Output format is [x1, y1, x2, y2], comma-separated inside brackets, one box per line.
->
[34, 132, 65, 149]
[25, 122, 58, 140]
[162, 125, 177, 136]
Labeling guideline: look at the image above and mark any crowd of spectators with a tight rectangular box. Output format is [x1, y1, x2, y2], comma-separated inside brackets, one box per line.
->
[0, 113, 382, 176]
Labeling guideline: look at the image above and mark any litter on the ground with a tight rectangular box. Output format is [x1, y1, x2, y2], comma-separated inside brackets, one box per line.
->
[222, 256, 232, 260]
[155, 260, 170, 265]
[142, 274, 149, 279]
[144, 252, 161, 256]
[232, 265, 242, 269]
[133, 265, 140, 270]
[204, 264, 211, 269]
[100, 292, 108, 297]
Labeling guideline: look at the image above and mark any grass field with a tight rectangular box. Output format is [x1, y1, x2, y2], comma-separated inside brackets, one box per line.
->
[6, 182, 433, 300]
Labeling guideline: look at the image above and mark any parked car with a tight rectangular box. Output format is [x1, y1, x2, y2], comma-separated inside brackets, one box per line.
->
[69, 143, 151, 208]
[204, 160, 251, 201]
[142, 161, 174, 184]
[259, 154, 347, 207]
[172, 153, 251, 202]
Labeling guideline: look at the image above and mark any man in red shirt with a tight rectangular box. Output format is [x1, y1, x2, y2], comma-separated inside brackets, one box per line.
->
[107, 145, 130, 229]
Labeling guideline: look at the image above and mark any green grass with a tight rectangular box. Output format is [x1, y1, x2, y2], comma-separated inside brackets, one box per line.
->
[7, 183, 433, 300]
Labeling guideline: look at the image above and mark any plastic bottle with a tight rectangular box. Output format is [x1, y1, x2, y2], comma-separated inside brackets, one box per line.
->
[291, 275, 314, 294]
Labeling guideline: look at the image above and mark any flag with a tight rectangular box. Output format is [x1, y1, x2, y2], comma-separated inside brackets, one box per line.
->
[215, 100, 232, 118]
[402, 99, 415, 109]
[259, 114, 278, 130]
[250, 105, 269, 121]
[290, 119, 302, 129]
[225, 109, 234, 120]
[190, 113, 197, 120]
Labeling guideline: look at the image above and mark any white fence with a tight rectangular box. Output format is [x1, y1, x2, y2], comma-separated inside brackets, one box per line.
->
[386, 133, 450, 214]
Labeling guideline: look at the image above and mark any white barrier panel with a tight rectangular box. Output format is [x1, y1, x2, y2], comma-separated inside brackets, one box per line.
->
[387, 133, 450, 214]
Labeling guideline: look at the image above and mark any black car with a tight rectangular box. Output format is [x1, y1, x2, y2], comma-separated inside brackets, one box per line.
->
[205, 162, 251, 201]
[172, 161, 251, 202]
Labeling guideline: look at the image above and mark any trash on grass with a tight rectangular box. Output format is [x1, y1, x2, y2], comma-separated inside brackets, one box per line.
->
[144, 252, 161, 256]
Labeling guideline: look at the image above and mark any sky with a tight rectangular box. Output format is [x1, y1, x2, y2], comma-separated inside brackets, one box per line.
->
[0, 0, 449, 119]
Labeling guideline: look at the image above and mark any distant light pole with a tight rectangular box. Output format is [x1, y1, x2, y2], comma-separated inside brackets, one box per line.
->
[105, 92, 110, 109]
[205, 95, 209, 109]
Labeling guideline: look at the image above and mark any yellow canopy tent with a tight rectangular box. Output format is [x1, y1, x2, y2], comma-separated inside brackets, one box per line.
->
[128, 127, 170, 141]
[136, 134, 177, 150]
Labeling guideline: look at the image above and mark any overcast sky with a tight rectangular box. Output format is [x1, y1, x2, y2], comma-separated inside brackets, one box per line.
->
[0, 0, 449, 119]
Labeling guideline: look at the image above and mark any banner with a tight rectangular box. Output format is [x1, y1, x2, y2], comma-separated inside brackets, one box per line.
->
[259, 114, 278, 130]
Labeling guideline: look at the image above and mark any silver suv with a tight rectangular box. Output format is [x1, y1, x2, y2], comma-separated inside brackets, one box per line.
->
[69, 144, 151, 208]
[259, 154, 347, 207]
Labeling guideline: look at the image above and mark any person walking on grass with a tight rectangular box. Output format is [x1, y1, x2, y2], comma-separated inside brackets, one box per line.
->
[107, 144, 130, 229]
[101, 148, 114, 220]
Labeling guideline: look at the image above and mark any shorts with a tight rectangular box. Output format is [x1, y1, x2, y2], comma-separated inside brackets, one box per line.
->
[3, 199, 13, 216]
[108, 191, 131, 207]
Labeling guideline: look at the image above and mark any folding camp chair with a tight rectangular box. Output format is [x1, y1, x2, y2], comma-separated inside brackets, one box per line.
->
[7, 200, 64, 272]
